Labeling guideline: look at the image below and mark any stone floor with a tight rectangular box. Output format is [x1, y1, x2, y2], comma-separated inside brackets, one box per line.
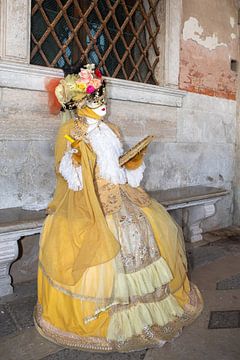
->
[0, 227, 240, 360]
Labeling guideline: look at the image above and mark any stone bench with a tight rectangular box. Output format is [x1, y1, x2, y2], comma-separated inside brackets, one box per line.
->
[0, 208, 45, 297]
[149, 186, 230, 243]
[0, 186, 229, 297]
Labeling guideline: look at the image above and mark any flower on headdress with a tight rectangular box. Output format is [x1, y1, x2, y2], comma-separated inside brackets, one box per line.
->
[86, 85, 95, 94]
[79, 68, 93, 83]
[85, 64, 95, 71]
[56, 75, 79, 104]
[76, 81, 87, 92]
[89, 78, 101, 89]
[95, 68, 102, 79]
[64, 74, 79, 91]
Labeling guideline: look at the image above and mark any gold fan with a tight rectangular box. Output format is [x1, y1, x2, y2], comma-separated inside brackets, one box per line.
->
[119, 135, 154, 167]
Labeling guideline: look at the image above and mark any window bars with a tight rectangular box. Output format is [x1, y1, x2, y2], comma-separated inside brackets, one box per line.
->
[31, 0, 161, 84]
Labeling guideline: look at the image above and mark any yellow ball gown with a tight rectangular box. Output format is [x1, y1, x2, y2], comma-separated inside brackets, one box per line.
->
[34, 117, 203, 352]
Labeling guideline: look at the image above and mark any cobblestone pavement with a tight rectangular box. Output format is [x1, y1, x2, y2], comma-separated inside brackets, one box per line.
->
[0, 227, 240, 360]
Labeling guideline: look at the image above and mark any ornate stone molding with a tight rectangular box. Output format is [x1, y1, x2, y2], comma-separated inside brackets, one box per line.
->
[107, 77, 186, 107]
[0, 61, 186, 108]
[0, 0, 31, 63]
[164, 0, 182, 87]
[0, 61, 61, 91]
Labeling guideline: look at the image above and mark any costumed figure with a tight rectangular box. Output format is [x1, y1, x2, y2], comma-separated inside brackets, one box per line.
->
[34, 63, 203, 352]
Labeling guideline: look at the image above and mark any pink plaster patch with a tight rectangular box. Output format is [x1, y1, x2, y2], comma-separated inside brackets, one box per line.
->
[179, 39, 237, 100]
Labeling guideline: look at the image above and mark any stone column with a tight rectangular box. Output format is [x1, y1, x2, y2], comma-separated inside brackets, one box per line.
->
[0, 0, 31, 64]
[163, 0, 182, 87]
[154, 0, 182, 87]
[233, 2, 240, 225]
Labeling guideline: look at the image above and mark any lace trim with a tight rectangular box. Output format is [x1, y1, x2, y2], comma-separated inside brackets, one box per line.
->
[87, 121, 127, 184]
[34, 284, 203, 352]
[114, 257, 173, 299]
[107, 293, 184, 341]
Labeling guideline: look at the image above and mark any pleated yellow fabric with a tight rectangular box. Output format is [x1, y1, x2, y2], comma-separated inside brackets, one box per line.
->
[35, 118, 203, 351]
[141, 200, 190, 304]
[37, 202, 192, 339]
[113, 257, 173, 298]
[107, 294, 184, 341]
[38, 268, 110, 337]
[40, 121, 120, 287]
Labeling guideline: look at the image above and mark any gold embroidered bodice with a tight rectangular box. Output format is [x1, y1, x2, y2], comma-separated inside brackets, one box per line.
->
[70, 119, 151, 215]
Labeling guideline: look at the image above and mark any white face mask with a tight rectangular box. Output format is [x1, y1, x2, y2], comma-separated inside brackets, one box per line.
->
[91, 104, 107, 117]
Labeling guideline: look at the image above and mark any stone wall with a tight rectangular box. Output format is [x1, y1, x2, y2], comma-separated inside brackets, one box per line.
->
[180, 0, 238, 100]
[233, 7, 240, 225]
[111, 92, 236, 231]
[0, 87, 59, 210]
[0, 85, 236, 231]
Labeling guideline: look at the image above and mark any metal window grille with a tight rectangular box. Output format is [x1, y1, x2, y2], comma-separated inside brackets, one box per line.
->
[31, 0, 161, 84]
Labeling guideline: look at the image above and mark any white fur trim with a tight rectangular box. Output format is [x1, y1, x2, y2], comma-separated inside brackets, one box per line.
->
[59, 150, 83, 191]
[125, 162, 145, 188]
[87, 121, 127, 185]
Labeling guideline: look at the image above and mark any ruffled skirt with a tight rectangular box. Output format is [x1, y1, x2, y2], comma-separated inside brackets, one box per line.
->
[34, 195, 203, 352]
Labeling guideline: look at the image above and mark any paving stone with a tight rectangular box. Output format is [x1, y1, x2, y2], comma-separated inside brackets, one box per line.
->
[216, 273, 240, 290]
[13, 280, 37, 299]
[0, 279, 37, 305]
[41, 349, 146, 360]
[187, 246, 227, 269]
[187, 236, 240, 270]
[208, 311, 240, 329]
[0, 304, 17, 337]
[7, 296, 36, 330]
[0, 327, 62, 360]
[207, 226, 240, 239]
[203, 232, 222, 244]
[215, 236, 240, 254]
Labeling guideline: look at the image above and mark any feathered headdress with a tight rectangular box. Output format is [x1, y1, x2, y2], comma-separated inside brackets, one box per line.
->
[45, 63, 105, 115]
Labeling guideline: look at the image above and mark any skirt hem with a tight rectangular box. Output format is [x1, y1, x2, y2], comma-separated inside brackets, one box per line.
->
[33, 284, 203, 353]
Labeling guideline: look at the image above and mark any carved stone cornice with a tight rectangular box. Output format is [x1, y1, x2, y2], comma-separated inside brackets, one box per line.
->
[0, 60, 186, 108]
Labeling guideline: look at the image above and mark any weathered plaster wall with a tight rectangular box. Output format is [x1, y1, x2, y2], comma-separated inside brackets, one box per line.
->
[233, 7, 240, 225]
[4, 85, 235, 284]
[180, 0, 238, 99]
[112, 91, 235, 231]
[0, 88, 58, 210]
[0, 85, 235, 231]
